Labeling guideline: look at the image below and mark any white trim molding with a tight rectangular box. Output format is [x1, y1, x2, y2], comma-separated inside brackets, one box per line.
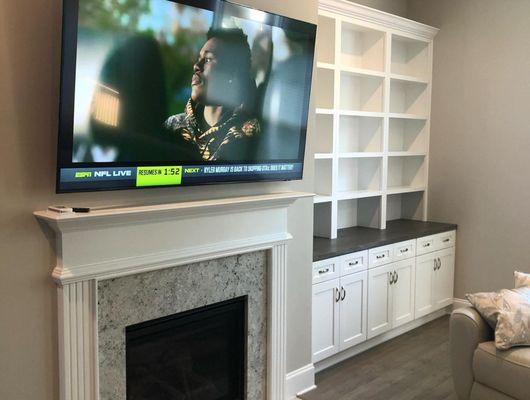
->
[319, 0, 439, 40]
[35, 192, 312, 400]
[286, 363, 316, 399]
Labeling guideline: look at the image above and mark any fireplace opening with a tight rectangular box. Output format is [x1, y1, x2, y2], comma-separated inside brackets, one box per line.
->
[125, 296, 247, 400]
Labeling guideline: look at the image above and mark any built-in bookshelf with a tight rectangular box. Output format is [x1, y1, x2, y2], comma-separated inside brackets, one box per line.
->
[313, 0, 438, 238]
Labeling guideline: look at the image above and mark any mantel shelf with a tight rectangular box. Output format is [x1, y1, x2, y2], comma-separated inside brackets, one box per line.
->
[35, 192, 312, 230]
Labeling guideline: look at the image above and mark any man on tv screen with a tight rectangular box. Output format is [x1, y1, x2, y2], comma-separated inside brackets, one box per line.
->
[164, 28, 261, 161]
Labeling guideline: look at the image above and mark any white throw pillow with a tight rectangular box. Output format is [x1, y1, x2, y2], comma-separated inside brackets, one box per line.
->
[514, 271, 530, 288]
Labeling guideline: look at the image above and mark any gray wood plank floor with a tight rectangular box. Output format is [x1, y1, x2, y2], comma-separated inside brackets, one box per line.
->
[300, 315, 457, 400]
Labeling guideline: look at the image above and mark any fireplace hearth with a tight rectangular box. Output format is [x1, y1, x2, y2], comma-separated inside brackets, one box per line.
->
[126, 297, 247, 400]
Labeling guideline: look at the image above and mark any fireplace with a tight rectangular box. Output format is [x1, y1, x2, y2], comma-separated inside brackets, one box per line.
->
[34, 192, 309, 400]
[126, 297, 247, 400]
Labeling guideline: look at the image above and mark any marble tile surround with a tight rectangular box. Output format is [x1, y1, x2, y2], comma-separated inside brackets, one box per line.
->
[97, 251, 267, 400]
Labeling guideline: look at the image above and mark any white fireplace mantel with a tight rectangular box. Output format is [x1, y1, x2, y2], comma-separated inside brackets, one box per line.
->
[35, 191, 312, 400]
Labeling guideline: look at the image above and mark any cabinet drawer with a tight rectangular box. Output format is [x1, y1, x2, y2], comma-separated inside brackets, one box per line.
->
[313, 257, 341, 284]
[341, 250, 368, 276]
[435, 230, 456, 250]
[369, 245, 393, 268]
[393, 240, 416, 261]
[417, 230, 456, 255]
[417, 235, 436, 255]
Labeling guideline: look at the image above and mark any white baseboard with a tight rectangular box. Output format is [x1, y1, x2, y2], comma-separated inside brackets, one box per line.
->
[453, 297, 471, 309]
[315, 307, 450, 373]
[286, 363, 316, 399]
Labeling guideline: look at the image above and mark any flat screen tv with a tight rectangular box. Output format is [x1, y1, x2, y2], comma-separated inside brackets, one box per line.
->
[57, 0, 316, 192]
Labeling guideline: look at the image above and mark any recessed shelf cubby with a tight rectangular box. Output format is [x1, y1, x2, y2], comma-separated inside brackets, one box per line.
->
[338, 196, 381, 229]
[337, 157, 382, 196]
[340, 72, 384, 112]
[338, 115, 383, 153]
[316, 15, 336, 64]
[386, 191, 425, 221]
[314, 201, 334, 238]
[391, 34, 429, 79]
[315, 114, 334, 154]
[340, 21, 385, 71]
[389, 118, 427, 152]
[315, 158, 333, 197]
[315, 67, 335, 109]
[390, 79, 428, 116]
[387, 155, 426, 190]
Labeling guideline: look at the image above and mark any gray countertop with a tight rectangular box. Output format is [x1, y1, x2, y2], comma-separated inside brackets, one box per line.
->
[313, 219, 458, 262]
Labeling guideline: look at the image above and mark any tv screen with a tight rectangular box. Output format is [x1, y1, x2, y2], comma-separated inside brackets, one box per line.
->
[56, 0, 316, 192]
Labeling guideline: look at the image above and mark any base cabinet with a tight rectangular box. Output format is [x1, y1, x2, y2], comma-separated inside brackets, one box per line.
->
[391, 259, 416, 328]
[312, 271, 368, 363]
[367, 259, 415, 339]
[312, 279, 340, 362]
[312, 230, 456, 364]
[367, 264, 393, 338]
[415, 248, 455, 319]
[339, 271, 368, 350]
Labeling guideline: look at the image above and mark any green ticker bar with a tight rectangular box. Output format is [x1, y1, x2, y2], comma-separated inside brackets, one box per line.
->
[136, 166, 182, 187]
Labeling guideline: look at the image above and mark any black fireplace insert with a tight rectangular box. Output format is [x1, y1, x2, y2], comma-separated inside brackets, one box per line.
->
[126, 296, 247, 400]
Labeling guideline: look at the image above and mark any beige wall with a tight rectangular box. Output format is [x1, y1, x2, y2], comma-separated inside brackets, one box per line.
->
[0, 0, 316, 398]
[408, 0, 530, 297]
[350, 0, 408, 18]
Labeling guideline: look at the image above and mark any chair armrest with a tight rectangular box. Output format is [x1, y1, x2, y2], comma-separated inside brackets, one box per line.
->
[450, 307, 493, 400]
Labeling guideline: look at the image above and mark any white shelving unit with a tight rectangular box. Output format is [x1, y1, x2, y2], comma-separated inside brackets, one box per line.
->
[313, 0, 438, 238]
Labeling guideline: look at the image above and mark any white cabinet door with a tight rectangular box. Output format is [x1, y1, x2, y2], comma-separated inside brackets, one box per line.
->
[368, 264, 393, 339]
[391, 259, 416, 328]
[434, 248, 455, 310]
[339, 271, 368, 351]
[415, 253, 436, 319]
[312, 279, 340, 362]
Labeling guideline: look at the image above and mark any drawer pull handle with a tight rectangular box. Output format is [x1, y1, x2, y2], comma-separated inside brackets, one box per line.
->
[376, 254, 385, 259]
[318, 268, 330, 275]
[423, 243, 431, 247]
[340, 286, 346, 301]
[443, 238, 450, 243]
[400, 248, 408, 253]
[335, 288, 341, 302]
[349, 260, 359, 266]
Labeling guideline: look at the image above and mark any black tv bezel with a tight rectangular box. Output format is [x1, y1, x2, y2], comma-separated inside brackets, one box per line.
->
[56, 0, 316, 193]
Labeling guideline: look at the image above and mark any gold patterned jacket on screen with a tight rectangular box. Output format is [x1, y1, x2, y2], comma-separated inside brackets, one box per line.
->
[164, 99, 260, 161]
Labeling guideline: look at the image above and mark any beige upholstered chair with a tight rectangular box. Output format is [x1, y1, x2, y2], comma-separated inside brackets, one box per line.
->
[450, 307, 530, 400]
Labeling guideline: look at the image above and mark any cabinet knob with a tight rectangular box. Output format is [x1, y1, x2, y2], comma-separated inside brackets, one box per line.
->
[395, 272, 399, 284]
[340, 286, 346, 301]
[335, 288, 340, 302]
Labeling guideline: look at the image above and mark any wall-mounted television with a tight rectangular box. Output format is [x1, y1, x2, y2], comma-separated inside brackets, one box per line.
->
[56, 0, 316, 192]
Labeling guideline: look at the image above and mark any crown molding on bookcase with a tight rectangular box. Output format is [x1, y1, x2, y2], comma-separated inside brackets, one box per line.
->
[319, 0, 439, 40]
